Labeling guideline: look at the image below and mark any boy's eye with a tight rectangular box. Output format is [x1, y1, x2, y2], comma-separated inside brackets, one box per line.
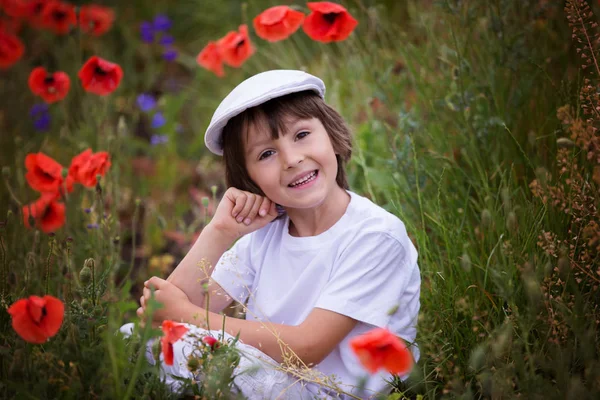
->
[259, 150, 275, 160]
[296, 131, 310, 140]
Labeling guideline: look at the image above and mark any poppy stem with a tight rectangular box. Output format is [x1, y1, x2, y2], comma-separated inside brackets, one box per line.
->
[45, 236, 55, 295]
[119, 200, 139, 290]
[2, 175, 23, 207]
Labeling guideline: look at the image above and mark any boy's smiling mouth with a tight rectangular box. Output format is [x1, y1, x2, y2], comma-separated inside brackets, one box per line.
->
[288, 170, 319, 188]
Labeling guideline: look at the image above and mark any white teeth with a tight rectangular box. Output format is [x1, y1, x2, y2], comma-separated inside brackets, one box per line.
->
[289, 171, 316, 187]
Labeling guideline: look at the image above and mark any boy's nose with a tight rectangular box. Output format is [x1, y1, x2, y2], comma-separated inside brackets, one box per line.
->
[280, 149, 304, 169]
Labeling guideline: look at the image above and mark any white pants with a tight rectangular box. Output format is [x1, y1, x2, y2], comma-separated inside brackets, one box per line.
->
[119, 323, 342, 399]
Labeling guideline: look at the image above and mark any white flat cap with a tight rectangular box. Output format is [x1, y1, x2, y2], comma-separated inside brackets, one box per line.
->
[204, 69, 326, 156]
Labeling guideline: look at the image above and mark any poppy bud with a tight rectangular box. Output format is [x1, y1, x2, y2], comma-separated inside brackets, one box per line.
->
[84, 258, 96, 270]
[202, 335, 220, 350]
[211, 185, 217, 197]
[157, 215, 167, 230]
[81, 298, 91, 310]
[460, 253, 472, 272]
[135, 198, 141, 206]
[187, 356, 201, 372]
[117, 116, 128, 137]
[6, 210, 13, 221]
[506, 211, 518, 234]
[201, 197, 209, 209]
[93, 305, 104, 317]
[480, 209, 492, 228]
[61, 168, 68, 178]
[79, 265, 92, 285]
[2, 166, 10, 178]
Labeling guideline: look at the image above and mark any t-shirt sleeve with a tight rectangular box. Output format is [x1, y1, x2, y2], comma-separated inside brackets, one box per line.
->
[210, 233, 255, 304]
[314, 231, 416, 329]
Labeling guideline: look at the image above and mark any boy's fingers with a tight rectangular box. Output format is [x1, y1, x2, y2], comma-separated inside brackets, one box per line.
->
[238, 193, 256, 222]
[259, 197, 270, 217]
[231, 191, 246, 218]
[245, 196, 263, 224]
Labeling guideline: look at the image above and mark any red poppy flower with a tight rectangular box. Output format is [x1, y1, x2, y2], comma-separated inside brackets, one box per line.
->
[22, 193, 66, 233]
[0, 16, 23, 34]
[0, 30, 24, 69]
[196, 41, 224, 77]
[28, 67, 71, 103]
[217, 24, 255, 68]
[24, 0, 53, 28]
[41, 1, 76, 35]
[349, 328, 413, 375]
[78, 56, 123, 96]
[161, 320, 188, 366]
[1, 0, 29, 18]
[68, 148, 111, 187]
[202, 335, 221, 350]
[79, 5, 115, 36]
[253, 6, 305, 42]
[8, 295, 65, 343]
[25, 152, 73, 193]
[303, 2, 358, 43]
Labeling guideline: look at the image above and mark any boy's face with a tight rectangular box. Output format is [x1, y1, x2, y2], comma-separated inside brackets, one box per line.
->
[244, 116, 339, 210]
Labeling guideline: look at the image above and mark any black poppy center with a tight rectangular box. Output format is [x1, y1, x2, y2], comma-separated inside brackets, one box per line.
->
[44, 77, 55, 84]
[236, 39, 245, 49]
[94, 66, 108, 76]
[53, 11, 67, 21]
[323, 12, 339, 24]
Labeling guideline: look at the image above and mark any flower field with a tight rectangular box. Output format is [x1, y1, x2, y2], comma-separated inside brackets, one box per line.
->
[1, 0, 599, 398]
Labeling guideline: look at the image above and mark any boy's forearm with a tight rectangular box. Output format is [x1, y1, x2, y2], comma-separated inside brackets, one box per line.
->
[180, 303, 308, 366]
[166, 224, 234, 306]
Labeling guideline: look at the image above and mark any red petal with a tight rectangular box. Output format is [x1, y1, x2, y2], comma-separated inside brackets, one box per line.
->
[307, 2, 348, 14]
[38, 295, 65, 338]
[161, 336, 174, 365]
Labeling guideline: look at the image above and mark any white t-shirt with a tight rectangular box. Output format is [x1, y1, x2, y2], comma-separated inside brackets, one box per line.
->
[212, 190, 421, 398]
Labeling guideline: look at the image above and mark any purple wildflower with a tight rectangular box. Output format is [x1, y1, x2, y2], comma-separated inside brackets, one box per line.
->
[30, 104, 51, 131]
[159, 34, 175, 46]
[30, 103, 49, 117]
[153, 14, 172, 31]
[137, 93, 156, 112]
[84, 208, 92, 214]
[162, 48, 178, 62]
[151, 112, 166, 129]
[140, 21, 154, 43]
[150, 134, 169, 145]
[86, 223, 99, 229]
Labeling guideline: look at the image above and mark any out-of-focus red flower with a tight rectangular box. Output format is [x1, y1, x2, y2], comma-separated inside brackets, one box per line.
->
[0, 15, 23, 33]
[23, 0, 51, 28]
[0, 30, 24, 69]
[25, 152, 73, 193]
[41, 1, 76, 35]
[22, 193, 66, 233]
[349, 328, 413, 375]
[196, 41, 224, 77]
[79, 5, 115, 36]
[78, 56, 123, 95]
[1, 0, 29, 18]
[28, 67, 71, 103]
[202, 335, 221, 351]
[161, 320, 188, 365]
[217, 24, 255, 68]
[68, 148, 111, 187]
[253, 6, 305, 42]
[8, 295, 65, 343]
[302, 2, 358, 43]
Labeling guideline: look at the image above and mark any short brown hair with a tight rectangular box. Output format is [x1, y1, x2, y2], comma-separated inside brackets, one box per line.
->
[220, 91, 352, 196]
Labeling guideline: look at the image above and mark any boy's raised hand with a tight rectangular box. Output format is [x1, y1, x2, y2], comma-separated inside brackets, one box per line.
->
[210, 187, 279, 240]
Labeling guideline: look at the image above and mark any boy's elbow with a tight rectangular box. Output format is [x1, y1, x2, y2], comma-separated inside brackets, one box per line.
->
[293, 337, 330, 367]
